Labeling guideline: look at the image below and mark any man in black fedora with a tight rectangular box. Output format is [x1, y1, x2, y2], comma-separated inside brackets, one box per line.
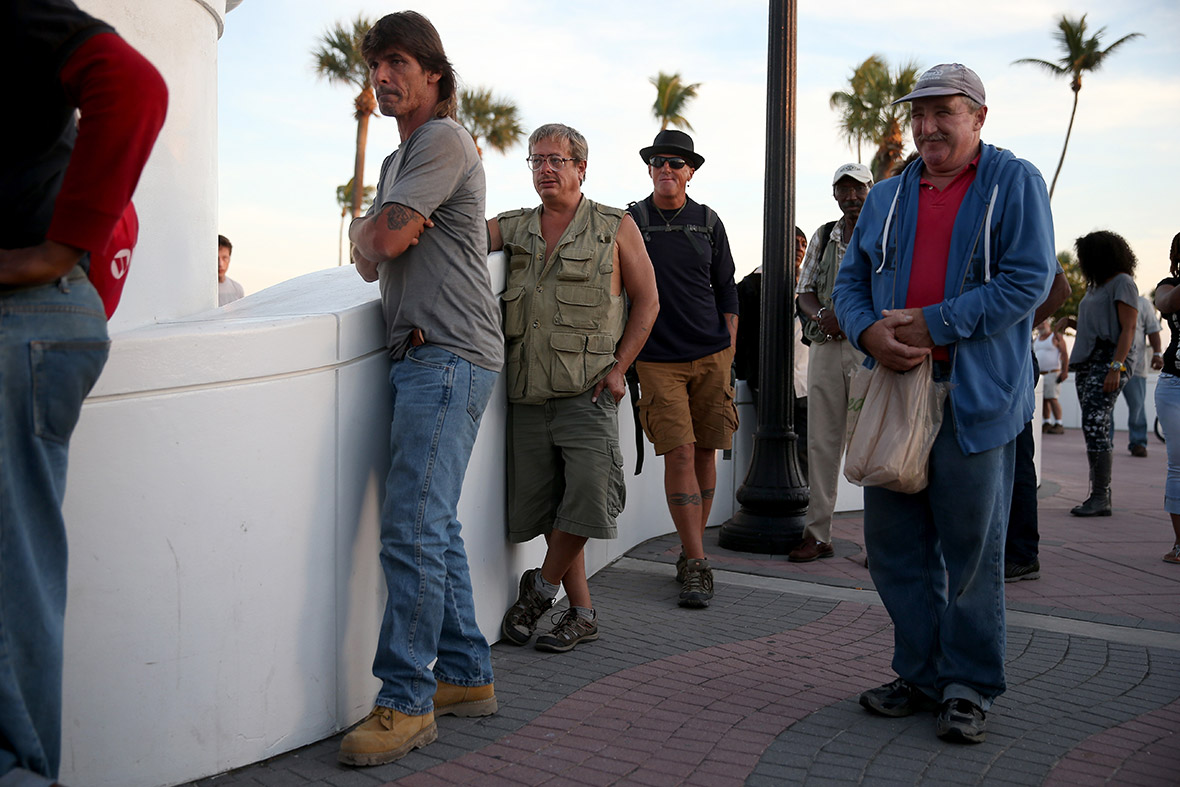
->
[628, 130, 739, 609]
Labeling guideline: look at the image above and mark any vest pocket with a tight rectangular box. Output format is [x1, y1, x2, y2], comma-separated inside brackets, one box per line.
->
[556, 248, 595, 281]
[555, 285, 603, 329]
[504, 242, 533, 275]
[501, 286, 526, 338]
[549, 332, 588, 392]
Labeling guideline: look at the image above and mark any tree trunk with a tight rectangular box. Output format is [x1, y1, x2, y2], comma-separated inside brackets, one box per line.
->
[1049, 90, 1080, 200]
[339, 208, 345, 266]
[351, 88, 375, 218]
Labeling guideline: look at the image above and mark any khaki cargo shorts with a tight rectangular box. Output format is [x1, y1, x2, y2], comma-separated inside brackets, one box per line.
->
[635, 346, 739, 456]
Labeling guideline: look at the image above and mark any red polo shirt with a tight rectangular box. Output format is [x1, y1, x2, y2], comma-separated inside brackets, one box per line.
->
[906, 155, 980, 360]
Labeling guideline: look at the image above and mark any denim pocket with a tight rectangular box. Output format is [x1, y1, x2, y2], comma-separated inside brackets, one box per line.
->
[31, 339, 110, 445]
[466, 364, 497, 422]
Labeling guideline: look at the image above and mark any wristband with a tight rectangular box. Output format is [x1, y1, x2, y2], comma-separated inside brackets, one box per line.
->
[815, 306, 827, 322]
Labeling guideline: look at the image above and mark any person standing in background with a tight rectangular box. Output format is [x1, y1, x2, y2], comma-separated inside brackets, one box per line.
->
[218, 234, 244, 305]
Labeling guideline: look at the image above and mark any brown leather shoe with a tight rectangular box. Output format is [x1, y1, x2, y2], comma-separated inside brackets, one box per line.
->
[338, 706, 436, 766]
[434, 680, 497, 717]
[1131, 444, 1148, 457]
[788, 539, 834, 563]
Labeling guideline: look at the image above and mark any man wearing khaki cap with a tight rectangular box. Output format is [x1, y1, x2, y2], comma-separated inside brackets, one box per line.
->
[833, 63, 1056, 744]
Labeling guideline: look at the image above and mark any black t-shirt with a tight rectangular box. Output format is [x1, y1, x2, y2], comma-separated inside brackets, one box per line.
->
[629, 196, 740, 363]
[1158, 277, 1180, 376]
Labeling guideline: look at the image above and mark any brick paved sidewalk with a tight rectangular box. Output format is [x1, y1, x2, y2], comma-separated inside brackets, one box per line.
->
[188, 428, 1180, 786]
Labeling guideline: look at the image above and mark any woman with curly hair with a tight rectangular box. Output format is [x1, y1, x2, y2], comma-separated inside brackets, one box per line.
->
[1067, 231, 1139, 517]
[1153, 232, 1180, 563]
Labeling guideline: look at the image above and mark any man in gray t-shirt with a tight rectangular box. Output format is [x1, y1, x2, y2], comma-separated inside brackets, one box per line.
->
[340, 11, 503, 768]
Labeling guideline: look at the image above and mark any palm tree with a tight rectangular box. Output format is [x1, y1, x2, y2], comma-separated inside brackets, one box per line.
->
[829, 55, 921, 181]
[456, 88, 525, 158]
[313, 15, 377, 219]
[1013, 14, 1143, 199]
[650, 71, 701, 131]
[335, 178, 376, 266]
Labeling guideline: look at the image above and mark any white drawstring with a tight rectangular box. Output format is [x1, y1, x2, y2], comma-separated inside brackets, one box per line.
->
[983, 184, 998, 283]
[876, 184, 902, 274]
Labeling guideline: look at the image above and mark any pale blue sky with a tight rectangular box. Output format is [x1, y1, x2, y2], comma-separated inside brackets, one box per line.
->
[217, 0, 1179, 298]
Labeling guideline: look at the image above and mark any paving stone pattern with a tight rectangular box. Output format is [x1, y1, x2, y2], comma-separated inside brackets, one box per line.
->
[187, 427, 1180, 786]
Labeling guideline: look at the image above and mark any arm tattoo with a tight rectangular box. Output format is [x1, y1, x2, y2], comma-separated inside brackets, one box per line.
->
[700, 487, 715, 501]
[668, 492, 702, 507]
[385, 204, 416, 232]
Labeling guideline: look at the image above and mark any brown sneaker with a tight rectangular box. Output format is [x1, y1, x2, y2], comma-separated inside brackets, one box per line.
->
[678, 558, 714, 608]
[338, 706, 436, 766]
[788, 539, 834, 563]
[433, 681, 497, 717]
[1049, 424, 1065, 434]
[1131, 444, 1148, 457]
[535, 609, 599, 652]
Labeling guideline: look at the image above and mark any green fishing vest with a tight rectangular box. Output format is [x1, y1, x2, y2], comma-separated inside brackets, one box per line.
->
[498, 198, 627, 404]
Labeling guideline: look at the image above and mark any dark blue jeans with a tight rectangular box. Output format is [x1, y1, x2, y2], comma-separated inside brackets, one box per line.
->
[864, 403, 1013, 710]
[1005, 421, 1039, 566]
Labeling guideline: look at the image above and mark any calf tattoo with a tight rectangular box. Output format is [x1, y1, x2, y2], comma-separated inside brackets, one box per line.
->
[669, 492, 701, 506]
[701, 487, 715, 500]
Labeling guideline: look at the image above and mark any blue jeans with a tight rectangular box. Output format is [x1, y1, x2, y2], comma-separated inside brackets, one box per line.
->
[1112, 374, 1148, 449]
[1156, 374, 1180, 514]
[864, 402, 1013, 711]
[372, 346, 497, 716]
[0, 273, 109, 783]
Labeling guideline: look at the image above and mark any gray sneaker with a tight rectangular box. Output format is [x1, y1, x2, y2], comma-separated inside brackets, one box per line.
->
[936, 698, 987, 744]
[534, 609, 599, 653]
[678, 558, 714, 608]
[501, 568, 554, 645]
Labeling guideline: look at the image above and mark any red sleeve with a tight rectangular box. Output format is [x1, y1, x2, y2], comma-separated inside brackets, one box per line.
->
[47, 32, 168, 254]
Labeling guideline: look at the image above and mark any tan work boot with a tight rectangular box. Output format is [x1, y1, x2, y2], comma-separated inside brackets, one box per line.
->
[433, 680, 498, 717]
[338, 706, 437, 766]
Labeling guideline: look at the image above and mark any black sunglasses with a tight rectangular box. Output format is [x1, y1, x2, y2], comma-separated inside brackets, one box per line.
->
[649, 156, 688, 170]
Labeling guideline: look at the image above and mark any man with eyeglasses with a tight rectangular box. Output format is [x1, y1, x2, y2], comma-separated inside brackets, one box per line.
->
[490, 123, 659, 654]
[627, 130, 739, 609]
[340, 11, 504, 767]
[832, 63, 1055, 745]
[791, 162, 873, 564]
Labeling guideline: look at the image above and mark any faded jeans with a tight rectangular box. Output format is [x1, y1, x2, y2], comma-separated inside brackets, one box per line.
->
[372, 346, 497, 716]
[0, 272, 109, 782]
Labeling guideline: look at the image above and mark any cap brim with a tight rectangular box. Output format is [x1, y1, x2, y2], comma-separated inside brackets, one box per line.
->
[893, 87, 979, 105]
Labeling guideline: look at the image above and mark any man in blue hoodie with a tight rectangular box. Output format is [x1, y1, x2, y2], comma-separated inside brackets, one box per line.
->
[832, 64, 1055, 744]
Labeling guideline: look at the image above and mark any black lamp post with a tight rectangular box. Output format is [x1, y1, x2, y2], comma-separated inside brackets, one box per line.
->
[718, 0, 808, 554]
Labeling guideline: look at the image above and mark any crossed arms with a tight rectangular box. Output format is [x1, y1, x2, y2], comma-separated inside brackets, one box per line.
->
[348, 203, 432, 282]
